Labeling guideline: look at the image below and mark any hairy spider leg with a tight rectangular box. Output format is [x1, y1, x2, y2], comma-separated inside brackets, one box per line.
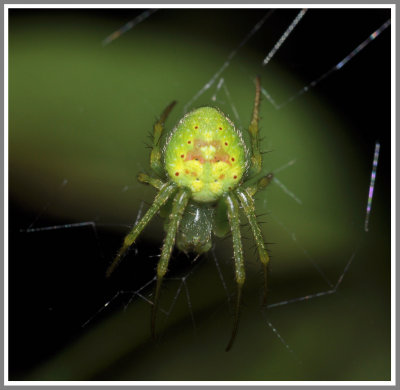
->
[212, 173, 273, 241]
[248, 76, 262, 177]
[151, 188, 191, 338]
[213, 171, 273, 240]
[106, 183, 177, 277]
[150, 101, 177, 176]
[224, 193, 245, 352]
[236, 189, 270, 305]
[137, 172, 163, 190]
[245, 172, 274, 197]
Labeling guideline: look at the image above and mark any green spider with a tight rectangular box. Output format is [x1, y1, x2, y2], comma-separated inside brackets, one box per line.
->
[106, 77, 273, 351]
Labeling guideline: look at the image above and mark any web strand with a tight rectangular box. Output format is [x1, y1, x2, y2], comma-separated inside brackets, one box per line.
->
[364, 141, 381, 232]
[183, 11, 274, 113]
[262, 8, 308, 66]
[25, 178, 68, 230]
[267, 244, 359, 310]
[264, 19, 391, 110]
[211, 247, 231, 305]
[272, 177, 302, 205]
[102, 9, 159, 46]
[271, 214, 333, 288]
[264, 318, 299, 362]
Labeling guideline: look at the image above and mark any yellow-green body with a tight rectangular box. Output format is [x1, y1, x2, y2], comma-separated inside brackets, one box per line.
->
[164, 107, 248, 203]
[109, 77, 269, 351]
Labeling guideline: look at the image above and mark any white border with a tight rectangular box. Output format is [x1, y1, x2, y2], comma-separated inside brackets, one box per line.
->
[3, 3, 396, 8]
[3, 380, 397, 386]
[390, 3, 396, 387]
[4, 2, 8, 387]
[4, 4, 396, 386]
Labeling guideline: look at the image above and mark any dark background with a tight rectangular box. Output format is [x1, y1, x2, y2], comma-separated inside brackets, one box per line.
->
[8, 8, 391, 381]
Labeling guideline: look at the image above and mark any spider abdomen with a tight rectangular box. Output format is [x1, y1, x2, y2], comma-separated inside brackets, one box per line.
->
[176, 202, 214, 254]
[165, 107, 247, 202]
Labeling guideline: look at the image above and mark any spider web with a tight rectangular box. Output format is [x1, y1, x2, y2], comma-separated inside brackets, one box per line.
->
[8, 8, 391, 381]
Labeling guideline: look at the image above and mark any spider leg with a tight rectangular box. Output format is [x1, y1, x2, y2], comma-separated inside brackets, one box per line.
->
[224, 193, 245, 352]
[247, 76, 262, 177]
[106, 183, 177, 277]
[150, 100, 177, 176]
[151, 188, 191, 339]
[244, 172, 274, 197]
[137, 172, 164, 190]
[236, 189, 270, 305]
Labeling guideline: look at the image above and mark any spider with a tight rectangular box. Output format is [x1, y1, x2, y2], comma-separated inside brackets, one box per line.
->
[106, 77, 273, 351]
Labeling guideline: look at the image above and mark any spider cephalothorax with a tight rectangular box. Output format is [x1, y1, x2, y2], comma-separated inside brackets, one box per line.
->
[107, 77, 272, 351]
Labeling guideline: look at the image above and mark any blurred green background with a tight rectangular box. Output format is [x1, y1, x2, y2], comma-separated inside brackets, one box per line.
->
[8, 8, 391, 381]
